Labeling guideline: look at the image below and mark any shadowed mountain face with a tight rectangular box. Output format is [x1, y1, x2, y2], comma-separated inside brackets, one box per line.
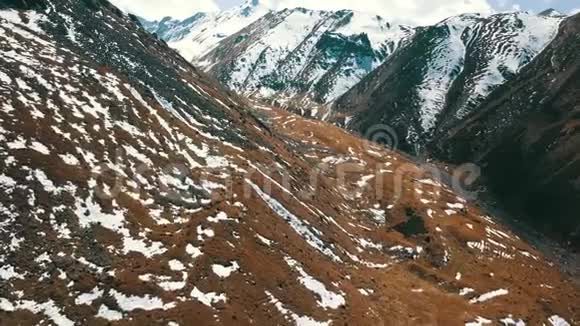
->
[0, 0, 48, 9]
[431, 13, 580, 248]
[332, 12, 563, 153]
[0, 0, 579, 325]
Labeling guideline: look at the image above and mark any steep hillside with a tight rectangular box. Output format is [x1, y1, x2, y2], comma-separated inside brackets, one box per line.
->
[140, 0, 271, 62]
[431, 13, 580, 249]
[333, 12, 562, 153]
[201, 8, 413, 115]
[0, 1, 578, 325]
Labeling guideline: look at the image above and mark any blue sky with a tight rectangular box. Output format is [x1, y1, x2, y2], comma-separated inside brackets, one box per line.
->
[490, 0, 578, 13]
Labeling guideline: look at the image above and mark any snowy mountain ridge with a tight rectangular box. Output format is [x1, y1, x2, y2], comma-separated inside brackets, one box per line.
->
[140, 0, 272, 61]
[142, 5, 566, 120]
[333, 11, 564, 152]
[141, 3, 414, 114]
[200, 8, 414, 114]
[416, 12, 563, 133]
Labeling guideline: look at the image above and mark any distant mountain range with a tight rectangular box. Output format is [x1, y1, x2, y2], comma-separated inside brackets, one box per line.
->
[140, 0, 413, 114]
[140, 5, 580, 248]
[141, 2, 567, 120]
[139, 0, 271, 62]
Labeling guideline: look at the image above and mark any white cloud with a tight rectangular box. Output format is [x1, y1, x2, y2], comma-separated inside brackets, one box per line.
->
[108, 0, 494, 25]
[108, 0, 220, 20]
[571, 8, 580, 15]
[258, 0, 495, 25]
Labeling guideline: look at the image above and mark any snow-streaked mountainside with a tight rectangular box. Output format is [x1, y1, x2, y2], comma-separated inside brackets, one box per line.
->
[142, 3, 413, 114]
[140, 0, 271, 62]
[431, 12, 580, 250]
[333, 11, 563, 152]
[202, 8, 413, 114]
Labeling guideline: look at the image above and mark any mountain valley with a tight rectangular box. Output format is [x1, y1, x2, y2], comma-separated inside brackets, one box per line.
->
[0, 0, 579, 325]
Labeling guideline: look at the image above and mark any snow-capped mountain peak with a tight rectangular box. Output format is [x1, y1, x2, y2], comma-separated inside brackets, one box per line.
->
[538, 8, 565, 17]
[199, 8, 414, 114]
[333, 10, 563, 152]
[140, 0, 272, 61]
[142, 5, 414, 114]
